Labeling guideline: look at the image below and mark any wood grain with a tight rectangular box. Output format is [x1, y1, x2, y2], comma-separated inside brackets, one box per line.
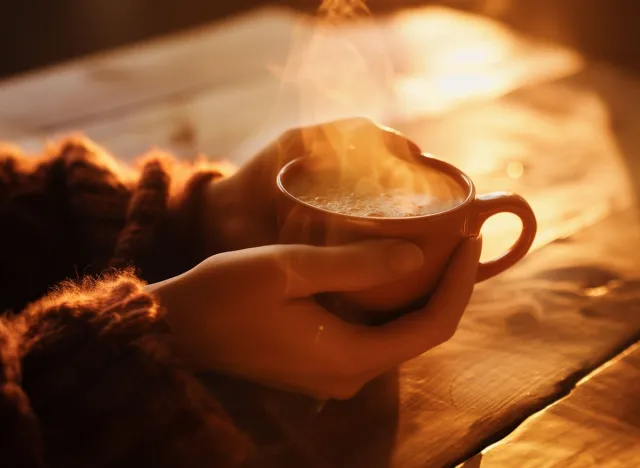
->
[465, 342, 640, 467]
[203, 208, 640, 468]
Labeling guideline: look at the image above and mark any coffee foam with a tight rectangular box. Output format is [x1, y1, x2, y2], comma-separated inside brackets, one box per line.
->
[290, 161, 467, 218]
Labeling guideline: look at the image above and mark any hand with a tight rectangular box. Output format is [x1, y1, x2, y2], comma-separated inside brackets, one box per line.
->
[203, 118, 421, 254]
[148, 236, 481, 400]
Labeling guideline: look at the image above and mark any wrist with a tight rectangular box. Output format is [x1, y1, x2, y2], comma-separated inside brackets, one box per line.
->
[144, 276, 181, 318]
[145, 275, 199, 364]
[147, 268, 220, 371]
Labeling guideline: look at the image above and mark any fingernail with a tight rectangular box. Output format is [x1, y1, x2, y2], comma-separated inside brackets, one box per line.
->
[387, 241, 424, 274]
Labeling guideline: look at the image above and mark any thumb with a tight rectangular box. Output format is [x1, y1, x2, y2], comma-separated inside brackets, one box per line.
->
[275, 240, 424, 298]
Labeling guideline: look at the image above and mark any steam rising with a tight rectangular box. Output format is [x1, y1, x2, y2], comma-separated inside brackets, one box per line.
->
[284, 0, 464, 207]
[318, 0, 371, 21]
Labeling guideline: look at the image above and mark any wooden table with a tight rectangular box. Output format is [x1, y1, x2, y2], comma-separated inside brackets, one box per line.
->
[466, 342, 640, 468]
[1, 6, 638, 467]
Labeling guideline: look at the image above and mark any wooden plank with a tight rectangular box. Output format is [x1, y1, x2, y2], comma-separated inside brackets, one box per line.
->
[204, 207, 640, 468]
[0, 121, 37, 142]
[464, 342, 640, 467]
[0, 8, 299, 129]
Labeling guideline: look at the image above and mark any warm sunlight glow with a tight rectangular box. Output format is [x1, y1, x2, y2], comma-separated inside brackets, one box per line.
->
[389, 8, 582, 117]
[506, 161, 524, 179]
[276, 5, 582, 128]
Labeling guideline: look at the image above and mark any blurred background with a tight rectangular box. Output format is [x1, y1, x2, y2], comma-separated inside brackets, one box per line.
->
[2, 0, 640, 79]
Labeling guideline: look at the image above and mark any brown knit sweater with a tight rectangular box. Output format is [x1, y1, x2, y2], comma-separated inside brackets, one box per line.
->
[0, 138, 251, 467]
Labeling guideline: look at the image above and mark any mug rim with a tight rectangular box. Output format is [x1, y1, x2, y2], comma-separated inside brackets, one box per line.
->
[276, 153, 477, 222]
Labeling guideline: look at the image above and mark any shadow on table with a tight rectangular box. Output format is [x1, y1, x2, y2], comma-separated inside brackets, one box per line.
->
[201, 370, 401, 467]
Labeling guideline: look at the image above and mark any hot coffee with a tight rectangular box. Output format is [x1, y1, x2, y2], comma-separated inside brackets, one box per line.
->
[278, 153, 537, 317]
[289, 163, 467, 218]
[277, 120, 537, 319]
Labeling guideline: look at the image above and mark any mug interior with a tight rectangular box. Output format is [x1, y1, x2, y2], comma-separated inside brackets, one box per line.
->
[277, 153, 476, 221]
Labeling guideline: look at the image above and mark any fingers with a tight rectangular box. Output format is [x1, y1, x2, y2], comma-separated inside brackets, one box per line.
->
[315, 234, 478, 395]
[321, 234, 479, 393]
[228, 299, 385, 401]
[272, 240, 425, 298]
[348, 237, 482, 371]
[416, 235, 483, 332]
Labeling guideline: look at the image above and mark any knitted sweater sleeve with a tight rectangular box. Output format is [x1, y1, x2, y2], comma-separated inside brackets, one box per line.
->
[0, 139, 250, 467]
[0, 137, 222, 313]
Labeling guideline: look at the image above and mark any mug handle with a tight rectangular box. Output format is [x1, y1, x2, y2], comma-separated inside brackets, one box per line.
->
[472, 192, 537, 282]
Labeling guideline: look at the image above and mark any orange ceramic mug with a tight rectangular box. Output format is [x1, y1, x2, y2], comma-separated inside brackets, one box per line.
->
[276, 152, 537, 322]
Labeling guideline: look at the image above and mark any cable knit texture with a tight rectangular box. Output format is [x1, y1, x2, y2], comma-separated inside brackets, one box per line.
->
[0, 138, 250, 467]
